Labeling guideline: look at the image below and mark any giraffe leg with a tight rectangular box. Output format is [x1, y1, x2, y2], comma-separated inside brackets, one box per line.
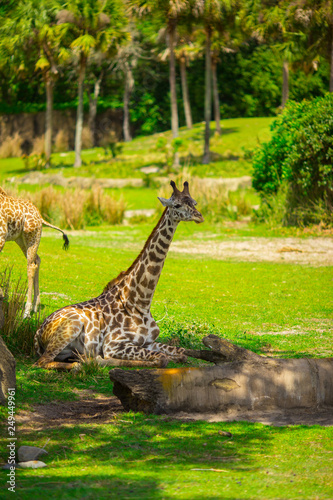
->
[144, 341, 188, 363]
[34, 317, 83, 371]
[0, 234, 7, 298]
[103, 339, 170, 368]
[32, 254, 41, 312]
[16, 231, 41, 317]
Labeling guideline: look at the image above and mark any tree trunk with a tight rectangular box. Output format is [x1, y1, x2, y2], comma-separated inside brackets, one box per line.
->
[44, 74, 53, 167]
[123, 63, 134, 142]
[109, 334, 333, 415]
[282, 60, 289, 108]
[88, 70, 103, 147]
[0, 334, 16, 406]
[330, 24, 333, 92]
[180, 57, 192, 129]
[168, 21, 179, 138]
[74, 54, 86, 168]
[203, 27, 212, 164]
[212, 59, 221, 135]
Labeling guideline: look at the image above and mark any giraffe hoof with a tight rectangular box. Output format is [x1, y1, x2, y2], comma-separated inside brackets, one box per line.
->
[178, 354, 188, 363]
[158, 355, 169, 368]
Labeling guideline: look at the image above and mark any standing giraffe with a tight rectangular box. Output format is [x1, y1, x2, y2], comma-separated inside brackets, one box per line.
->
[34, 181, 204, 370]
[0, 187, 69, 317]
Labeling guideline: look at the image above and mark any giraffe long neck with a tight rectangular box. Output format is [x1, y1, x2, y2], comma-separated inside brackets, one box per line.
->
[119, 209, 178, 313]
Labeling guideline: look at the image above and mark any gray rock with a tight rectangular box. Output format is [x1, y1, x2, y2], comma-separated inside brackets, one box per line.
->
[2, 463, 19, 469]
[18, 461, 47, 469]
[17, 446, 48, 462]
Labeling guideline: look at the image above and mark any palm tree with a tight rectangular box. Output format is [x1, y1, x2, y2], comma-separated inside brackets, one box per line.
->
[0, 0, 66, 166]
[194, 0, 237, 164]
[129, 0, 189, 139]
[158, 28, 198, 130]
[292, 1, 333, 92]
[57, 0, 126, 167]
[252, 0, 305, 108]
[175, 29, 200, 130]
[112, 28, 142, 141]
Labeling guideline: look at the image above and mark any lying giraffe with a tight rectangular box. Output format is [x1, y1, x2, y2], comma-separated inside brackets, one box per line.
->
[0, 187, 69, 317]
[34, 181, 204, 370]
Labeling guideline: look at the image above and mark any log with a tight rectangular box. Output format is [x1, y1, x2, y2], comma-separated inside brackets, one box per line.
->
[109, 336, 333, 414]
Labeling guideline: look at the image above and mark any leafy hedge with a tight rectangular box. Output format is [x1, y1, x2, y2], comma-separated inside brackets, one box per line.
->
[252, 94, 333, 225]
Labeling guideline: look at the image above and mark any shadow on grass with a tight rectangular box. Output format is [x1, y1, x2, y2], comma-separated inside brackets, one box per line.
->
[13, 415, 272, 499]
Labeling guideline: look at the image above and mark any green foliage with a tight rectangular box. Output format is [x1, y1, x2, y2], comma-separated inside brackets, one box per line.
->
[22, 152, 48, 171]
[252, 94, 333, 226]
[0, 267, 40, 356]
[130, 92, 166, 135]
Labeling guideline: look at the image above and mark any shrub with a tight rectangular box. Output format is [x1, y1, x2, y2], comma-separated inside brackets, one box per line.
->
[252, 94, 333, 226]
[31, 135, 45, 154]
[100, 130, 123, 159]
[0, 133, 22, 158]
[22, 152, 48, 171]
[81, 126, 93, 149]
[157, 171, 252, 222]
[0, 267, 40, 356]
[54, 129, 70, 152]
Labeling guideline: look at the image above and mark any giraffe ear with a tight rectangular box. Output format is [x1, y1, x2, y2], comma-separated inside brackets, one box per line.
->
[158, 197, 173, 207]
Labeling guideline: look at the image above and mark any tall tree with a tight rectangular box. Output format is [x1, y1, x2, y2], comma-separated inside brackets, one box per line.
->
[129, 0, 189, 139]
[292, 1, 333, 92]
[57, 0, 126, 167]
[112, 28, 142, 141]
[251, 0, 305, 108]
[0, 0, 66, 166]
[194, 0, 237, 164]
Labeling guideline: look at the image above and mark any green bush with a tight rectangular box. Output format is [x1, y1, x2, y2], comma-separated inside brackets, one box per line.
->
[252, 94, 333, 225]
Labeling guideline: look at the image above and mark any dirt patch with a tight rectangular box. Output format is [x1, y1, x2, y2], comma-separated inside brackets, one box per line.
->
[170, 408, 333, 426]
[16, 392, 333, 429]
[171, 237, 333, 266]
[17, 392, 123, 432]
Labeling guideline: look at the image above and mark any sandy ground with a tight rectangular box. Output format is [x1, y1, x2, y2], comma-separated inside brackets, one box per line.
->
[171, 236, 333, 267]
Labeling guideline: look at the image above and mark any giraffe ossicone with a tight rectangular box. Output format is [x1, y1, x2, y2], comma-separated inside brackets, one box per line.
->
[0, 187, 69, 317]
[34, 181, 204, 370]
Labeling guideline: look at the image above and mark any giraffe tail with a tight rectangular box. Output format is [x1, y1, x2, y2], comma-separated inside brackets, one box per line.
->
[41, 220, 69, 250]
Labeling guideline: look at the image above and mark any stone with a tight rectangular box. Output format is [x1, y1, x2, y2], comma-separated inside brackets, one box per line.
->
[17, 461, 47, 469]
[140, 166, 160, 174]
[17, 446, 48, 462]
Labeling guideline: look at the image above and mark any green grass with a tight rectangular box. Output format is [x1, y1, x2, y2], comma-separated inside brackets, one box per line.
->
[1, 415, 333, 499]
[1, 224, 332, 357]
[0, 117, 273, 182]
[0, 115, 332, 499]
[0, 224, 332, 498]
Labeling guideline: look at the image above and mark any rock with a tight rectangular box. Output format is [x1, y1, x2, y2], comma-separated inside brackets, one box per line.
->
[2, 463, 19, 470]
[140, 166, 160, 174]
[17, 461, 47, 469]
[17, 446, 48, 462]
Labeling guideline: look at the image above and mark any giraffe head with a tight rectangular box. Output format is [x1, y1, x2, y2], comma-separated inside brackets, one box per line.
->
[158, 181, 204, 223]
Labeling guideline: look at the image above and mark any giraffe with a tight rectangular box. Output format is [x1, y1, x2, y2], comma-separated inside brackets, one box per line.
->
[0, 186, 69, 317]
[33, 180, 204, 370]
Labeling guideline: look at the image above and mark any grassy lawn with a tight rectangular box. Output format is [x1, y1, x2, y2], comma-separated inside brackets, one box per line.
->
[0, 222, 332, 498]
[0, 117, 273, 183]
[0, 116, 332, 499]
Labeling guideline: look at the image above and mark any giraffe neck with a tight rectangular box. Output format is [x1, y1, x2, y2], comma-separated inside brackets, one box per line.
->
[118, 209, 178, 313]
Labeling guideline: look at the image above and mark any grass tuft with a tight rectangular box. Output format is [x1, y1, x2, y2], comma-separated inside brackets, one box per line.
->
[0, 267, 40, 356]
